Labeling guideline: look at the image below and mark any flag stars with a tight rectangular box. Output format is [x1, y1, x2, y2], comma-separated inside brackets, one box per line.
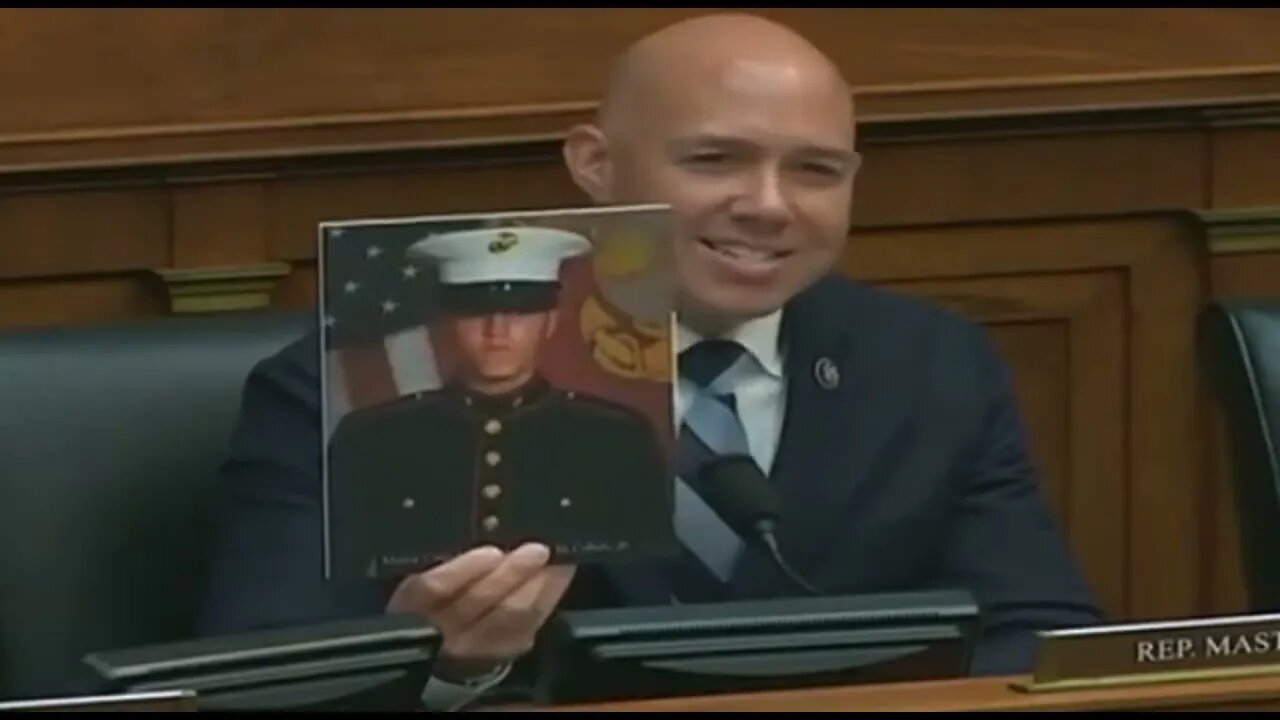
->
[381, 299, 399, 315]
[402, 265, 420, 280]
[323, 315, 337, 328]
[366, 245, 383, 259]
[344, 280, 360, 294]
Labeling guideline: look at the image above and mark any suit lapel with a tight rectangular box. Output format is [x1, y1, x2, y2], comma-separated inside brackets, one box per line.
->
[729, 278, 894, 597]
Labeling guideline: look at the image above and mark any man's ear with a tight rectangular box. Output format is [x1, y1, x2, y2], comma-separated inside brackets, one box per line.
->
[562, 123, 613, 203]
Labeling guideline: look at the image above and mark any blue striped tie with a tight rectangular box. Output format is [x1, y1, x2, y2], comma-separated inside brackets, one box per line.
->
[669, 339, 755, 601]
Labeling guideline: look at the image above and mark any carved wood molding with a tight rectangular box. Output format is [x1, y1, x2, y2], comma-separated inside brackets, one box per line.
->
[1197, 208, 1280, 255]
[151, 262, 293, 314]
[4, 67, 1280, 177]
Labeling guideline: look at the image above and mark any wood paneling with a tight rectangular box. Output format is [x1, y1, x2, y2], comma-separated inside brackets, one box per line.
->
[10, 8, 1280, 136]
[915, 272, 1128, 617]
[1212, 128, 1280, 206]
[851, 130, 1206, 226]
[0, 187, 168, 279]
[274, 262, 315, 310]
[171, 182, 268, 268]
[3, 9, 1280, 624]
[266, 159, 576, 260]
[7, 10, 1280, 172]
[844, 218, 1202, 620]
[1212, 253, 1280, 297]
[0, 277, 164, 328]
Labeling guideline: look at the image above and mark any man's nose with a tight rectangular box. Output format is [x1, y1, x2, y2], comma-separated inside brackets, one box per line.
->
[483, 313, 508, 334]
[733, 166, 794, 230]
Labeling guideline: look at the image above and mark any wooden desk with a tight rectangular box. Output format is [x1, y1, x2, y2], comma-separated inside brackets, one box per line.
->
[538, 673, 1280, 712]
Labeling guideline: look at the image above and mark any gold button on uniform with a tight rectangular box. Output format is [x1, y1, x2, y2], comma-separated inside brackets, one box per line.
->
[485, 450, 501, 467]
[482, 516, 499, 532]
[484, 419, 502, 435]
[560, 497, 572, 508]
[483, 484, 501, 500]
[402, 497, 416, 510]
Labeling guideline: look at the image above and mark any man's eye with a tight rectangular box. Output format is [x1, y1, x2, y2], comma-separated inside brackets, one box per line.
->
[801, 162, 842, 177]
[686, 151, 729, 163]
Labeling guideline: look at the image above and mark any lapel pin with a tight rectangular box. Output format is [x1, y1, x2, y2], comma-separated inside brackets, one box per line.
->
[814, 357, 840, 390]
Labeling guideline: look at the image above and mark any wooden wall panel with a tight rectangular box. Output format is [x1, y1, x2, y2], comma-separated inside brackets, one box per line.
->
[1127, 221, 1208, 619]
[848, 218, 1202, 621]
[852, 130, 1206, 227]
[2, 9, 1280, 626]
[1211, 128, 1280, 206]
[988, 323, 1070, 519]
[171, 182, 268, 268]
[6, 9, 1280, 137]
[1212, 254, 1280, 297]
[7, 10, 1280, 172]
[274, 262, 315, 311]
[266, 159, 575, 260]
[0, 277, 164, 329]
[889, 271, 1129, 618]
[0, 187, 168, 279]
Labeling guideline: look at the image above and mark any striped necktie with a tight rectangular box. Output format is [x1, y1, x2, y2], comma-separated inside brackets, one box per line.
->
[669, 339, 757, 600]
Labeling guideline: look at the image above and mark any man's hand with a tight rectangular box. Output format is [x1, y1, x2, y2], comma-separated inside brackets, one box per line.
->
[386, 542, 576, 681]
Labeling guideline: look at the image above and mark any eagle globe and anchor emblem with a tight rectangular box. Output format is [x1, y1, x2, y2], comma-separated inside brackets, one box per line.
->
[487, 231, 520, 255]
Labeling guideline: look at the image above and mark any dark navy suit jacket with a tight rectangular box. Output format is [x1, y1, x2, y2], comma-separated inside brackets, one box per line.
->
[197, 274, 1102, 676]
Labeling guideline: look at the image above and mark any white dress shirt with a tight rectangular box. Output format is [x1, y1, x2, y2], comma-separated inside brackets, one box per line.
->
[674, 310, 787, 475]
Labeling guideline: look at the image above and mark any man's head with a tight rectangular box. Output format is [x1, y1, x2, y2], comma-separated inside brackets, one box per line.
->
[408, 226, 591, 395]
[563, 13, 859, 334]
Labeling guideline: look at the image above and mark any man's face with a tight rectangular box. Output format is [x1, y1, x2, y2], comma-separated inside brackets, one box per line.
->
[446, 310, 556, 394]
[601, 58, 858, 327]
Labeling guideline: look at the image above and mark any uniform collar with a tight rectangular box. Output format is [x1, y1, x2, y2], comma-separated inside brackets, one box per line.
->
[675, 310, 785, 379]
[451, 375, 552, 415]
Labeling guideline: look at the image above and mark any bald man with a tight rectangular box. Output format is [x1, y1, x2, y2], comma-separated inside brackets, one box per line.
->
[198, 12, 1101, 709]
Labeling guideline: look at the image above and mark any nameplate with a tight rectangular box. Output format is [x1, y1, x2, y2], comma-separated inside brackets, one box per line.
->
[1013, 612, 1280, 692]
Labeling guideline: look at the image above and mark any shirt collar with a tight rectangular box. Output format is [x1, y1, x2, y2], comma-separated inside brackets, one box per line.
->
[675, 310, 785, 379]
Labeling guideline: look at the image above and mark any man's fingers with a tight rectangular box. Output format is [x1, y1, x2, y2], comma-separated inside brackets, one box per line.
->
[487, 564, 575, 634]
[388, 545, 504, 616]
[423, 545, 508, 593]
[433, 543, 551, 631]
[534, 565, 577, 617]
[500, 564, 552, 617]
[455, 568, 556, 661]
[482, 565, 577, 641]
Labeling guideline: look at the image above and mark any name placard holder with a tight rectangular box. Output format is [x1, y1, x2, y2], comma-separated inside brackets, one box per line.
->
[1013, 612, 1280, 693]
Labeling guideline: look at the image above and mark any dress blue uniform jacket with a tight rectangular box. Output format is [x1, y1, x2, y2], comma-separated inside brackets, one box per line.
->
[197, 273, 1103, 676]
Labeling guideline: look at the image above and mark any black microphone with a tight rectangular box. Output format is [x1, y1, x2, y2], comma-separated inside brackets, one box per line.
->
[695, 455, 819, 595]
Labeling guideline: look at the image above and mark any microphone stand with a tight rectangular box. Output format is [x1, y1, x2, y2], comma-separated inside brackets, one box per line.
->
[750, 519, 820, 596]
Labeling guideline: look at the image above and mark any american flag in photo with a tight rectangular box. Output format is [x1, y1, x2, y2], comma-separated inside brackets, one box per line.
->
[318, 219, 475, 434]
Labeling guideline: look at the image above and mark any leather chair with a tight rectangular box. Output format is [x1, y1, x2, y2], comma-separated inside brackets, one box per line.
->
[1199, 299, 1280, 612]
[0, 310, 310, 701]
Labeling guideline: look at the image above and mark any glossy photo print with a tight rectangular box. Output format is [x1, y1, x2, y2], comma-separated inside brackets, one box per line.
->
[318, 204, 679, 580]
